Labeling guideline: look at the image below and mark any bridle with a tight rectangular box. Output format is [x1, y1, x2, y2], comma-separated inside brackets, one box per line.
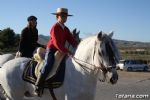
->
[72, 36, 118, 75]
[71, 56, 106, 73]
[70, 51, 112, 83]
[70, 41, 111, 74]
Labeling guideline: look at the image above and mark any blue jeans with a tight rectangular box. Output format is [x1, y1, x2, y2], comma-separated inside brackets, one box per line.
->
[40, 48, 56, 78]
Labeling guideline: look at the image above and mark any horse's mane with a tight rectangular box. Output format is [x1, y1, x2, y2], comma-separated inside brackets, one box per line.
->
[76, 33, 120, 66]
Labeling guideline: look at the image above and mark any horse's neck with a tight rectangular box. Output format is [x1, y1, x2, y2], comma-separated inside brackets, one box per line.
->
[64, 38, 99, 99]
[67, 37, 98, 81]
[64, 57, 97, 99]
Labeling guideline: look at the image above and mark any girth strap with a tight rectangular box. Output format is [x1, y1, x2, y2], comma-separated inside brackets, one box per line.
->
[49, 89, 57, 100]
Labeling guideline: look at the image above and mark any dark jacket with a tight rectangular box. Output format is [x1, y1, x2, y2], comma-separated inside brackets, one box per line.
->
[19, 27, 44, 58]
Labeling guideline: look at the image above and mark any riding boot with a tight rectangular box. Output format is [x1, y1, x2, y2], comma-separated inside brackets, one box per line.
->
[34, 73, 45, 97]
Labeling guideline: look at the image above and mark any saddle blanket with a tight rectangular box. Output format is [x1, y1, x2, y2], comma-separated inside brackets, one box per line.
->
[22, 59, 66, 89]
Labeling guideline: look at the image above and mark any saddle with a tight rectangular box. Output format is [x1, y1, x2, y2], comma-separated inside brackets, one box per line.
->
[22, 50, 66, 89]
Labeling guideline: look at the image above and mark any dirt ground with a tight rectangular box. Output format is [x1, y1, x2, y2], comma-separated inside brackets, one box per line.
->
[95, 70, 150, 100]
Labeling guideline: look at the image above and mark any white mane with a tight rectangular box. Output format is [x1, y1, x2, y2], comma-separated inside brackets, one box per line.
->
[75, 36, 96, 58]
[73, 36, 98, 72]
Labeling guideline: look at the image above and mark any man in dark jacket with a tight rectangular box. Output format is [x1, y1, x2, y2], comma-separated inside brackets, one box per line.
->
[19, 15, 45, 58]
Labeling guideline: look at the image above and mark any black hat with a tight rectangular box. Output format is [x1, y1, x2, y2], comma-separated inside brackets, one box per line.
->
[27, 15, 37, 21]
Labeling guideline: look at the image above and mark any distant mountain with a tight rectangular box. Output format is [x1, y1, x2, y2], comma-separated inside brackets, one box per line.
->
[38, 35, 150, 48]
[38, 35, 49, 45]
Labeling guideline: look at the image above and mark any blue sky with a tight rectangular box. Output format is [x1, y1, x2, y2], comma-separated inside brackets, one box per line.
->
[0, 0, 150, 42]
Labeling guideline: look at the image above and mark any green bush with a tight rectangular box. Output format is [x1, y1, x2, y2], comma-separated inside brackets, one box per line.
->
[0, 28, 20, 53]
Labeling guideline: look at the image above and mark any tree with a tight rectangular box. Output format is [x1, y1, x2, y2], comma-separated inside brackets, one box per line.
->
[0, 28, 16, 49]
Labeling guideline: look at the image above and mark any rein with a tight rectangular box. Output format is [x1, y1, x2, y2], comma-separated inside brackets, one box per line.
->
[71, 55, 109, 83]
[70, 55, 107, 73]
[69, 41, 108, 73]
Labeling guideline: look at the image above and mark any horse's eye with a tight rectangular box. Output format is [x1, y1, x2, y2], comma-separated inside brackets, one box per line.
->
[98, 51, 101, 56]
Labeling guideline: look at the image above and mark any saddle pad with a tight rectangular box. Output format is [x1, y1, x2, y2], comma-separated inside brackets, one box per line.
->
[22, 59, 66, 89]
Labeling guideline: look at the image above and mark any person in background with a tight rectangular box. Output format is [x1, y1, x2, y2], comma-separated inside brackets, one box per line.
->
[34, 8, 78, 96]
[18, 15, 45, 58]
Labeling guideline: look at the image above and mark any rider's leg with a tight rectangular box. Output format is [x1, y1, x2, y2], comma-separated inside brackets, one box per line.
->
[35, 48, 56, 96]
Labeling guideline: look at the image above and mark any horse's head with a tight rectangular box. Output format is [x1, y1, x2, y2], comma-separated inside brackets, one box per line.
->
[94, 31, 120, 84]
[74, 31, 120, 84]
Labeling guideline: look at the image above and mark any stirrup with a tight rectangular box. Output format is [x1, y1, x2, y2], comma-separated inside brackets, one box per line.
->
[34, 87, 43, 97]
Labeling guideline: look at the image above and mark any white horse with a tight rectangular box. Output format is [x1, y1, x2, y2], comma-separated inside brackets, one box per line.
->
[0, 31, 120, 100]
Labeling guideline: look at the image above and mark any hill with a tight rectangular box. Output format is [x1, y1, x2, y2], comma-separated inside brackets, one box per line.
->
[114, 39, 150, 48]
[38, 35, 150, 48]
[38, 35, 49, 45]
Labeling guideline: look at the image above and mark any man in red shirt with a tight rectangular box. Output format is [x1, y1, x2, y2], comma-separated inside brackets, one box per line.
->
[34, 8, 78, 96]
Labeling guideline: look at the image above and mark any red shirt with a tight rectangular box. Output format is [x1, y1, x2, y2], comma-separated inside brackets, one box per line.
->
[47, 23, 78, 53]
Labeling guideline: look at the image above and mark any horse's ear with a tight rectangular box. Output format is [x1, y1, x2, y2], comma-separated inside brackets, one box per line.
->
[77, 30, 80, 35]
[109, 31, 114, 38]
[72, 28, 77, 35]
[97, 31, 103, 41]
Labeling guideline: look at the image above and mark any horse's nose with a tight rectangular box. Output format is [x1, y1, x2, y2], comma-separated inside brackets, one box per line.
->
[110, 74, 118, 84]
[110, 77, 117, 84]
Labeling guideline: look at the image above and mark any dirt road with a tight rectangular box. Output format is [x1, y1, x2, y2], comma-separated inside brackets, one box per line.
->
[95, 71, 150, 100]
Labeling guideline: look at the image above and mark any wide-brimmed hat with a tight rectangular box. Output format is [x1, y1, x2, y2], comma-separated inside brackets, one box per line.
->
[51, 8, 73, 16]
